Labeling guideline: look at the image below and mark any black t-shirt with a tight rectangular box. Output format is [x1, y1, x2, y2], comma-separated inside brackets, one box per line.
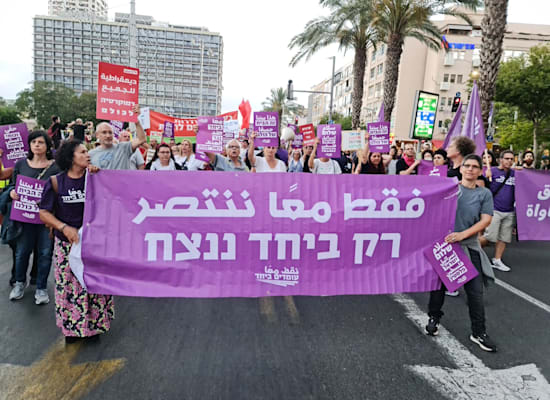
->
[447, 165, 461, 180]
[72, 124, 86, 141]
[396, 158, 417, 175]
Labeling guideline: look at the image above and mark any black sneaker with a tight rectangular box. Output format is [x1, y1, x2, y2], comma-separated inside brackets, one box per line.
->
[425, 317, 439, 336]
[470, 333, 497, 352]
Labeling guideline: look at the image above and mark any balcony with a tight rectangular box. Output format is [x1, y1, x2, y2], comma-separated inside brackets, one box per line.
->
[440, 82, 450, 91]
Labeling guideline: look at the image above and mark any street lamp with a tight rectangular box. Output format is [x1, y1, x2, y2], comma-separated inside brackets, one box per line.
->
[192, 38, 214, 116]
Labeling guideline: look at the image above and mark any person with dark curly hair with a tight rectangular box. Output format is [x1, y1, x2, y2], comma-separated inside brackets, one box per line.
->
[446, 136, 476, 180]
[39, 140, 113, 343]
[8, 131, 61, 304]
[522, 150, 535, 169]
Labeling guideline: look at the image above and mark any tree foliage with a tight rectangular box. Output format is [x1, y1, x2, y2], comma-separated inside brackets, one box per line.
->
[262, 88, 303, 126]
[0, 105, 22, 125]
[319, 111, 353, 130]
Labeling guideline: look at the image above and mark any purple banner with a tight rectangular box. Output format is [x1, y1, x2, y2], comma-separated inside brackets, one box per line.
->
[516, 169, 550, 241]
[368, 122, 390, 153]
[316, 124, 341, 158]
[80, 172, 458, 298]
[163, 121, 174, 139]
[253, 112, 279, 147]
[418, 161, 448, 177]
[196, 116, 224, 155]
[424, 240, 479, 292]
[10, 175, 45, 224]
[0, 123, 29, 168]
[110, 120, 124, 139]
[289, 125, 303, 149]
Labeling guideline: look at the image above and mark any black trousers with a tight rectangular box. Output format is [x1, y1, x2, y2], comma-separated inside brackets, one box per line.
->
[428, 248, 486, 336]
[9, 242, 38, 285]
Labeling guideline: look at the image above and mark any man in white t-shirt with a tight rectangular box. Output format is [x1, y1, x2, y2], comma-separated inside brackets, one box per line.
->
[308, 137, 342, 174]
[248, 132, 286, 173]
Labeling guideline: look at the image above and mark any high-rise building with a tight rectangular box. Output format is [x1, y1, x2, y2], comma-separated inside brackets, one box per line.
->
[308, 10, 550, 140]
[32, 12, 224, 117]
[48, 0, 108, 20]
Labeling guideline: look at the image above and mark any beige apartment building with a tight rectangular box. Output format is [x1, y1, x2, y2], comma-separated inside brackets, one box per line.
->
[308, 11, 550, 141]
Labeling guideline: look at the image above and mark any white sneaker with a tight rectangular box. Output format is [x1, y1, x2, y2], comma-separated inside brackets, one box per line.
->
[34, 289, 50, 305]
[9, 282, 25, 300]
[492, 258, 511, 272]
[445, 290, 459, 297]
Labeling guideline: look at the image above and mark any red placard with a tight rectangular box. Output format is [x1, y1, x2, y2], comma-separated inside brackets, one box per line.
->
[299, 124, 316, 146]
[96, 62, 139, 122]
[218, 111, 238, 121]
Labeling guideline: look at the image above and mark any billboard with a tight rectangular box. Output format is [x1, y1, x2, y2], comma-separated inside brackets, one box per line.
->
[410, 91, 439, 140]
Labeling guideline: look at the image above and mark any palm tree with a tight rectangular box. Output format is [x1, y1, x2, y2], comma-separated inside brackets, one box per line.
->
[288, 0, 376, 130]
[371, 0, 480, 123]
[479, 0, 509, 131]
[262, 87, 303, 126]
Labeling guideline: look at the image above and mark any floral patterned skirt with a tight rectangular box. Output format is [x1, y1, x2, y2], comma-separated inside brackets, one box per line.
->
[54, 238, 115, 337]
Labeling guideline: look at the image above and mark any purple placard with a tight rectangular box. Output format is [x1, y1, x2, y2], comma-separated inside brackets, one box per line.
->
[253, 112, 279, 147]
[368, 122, 390, 153]
[516, 169, 550, 240]
[423, 240, 479, 292]
[316, 124, 341, 158]
[163, 121, 174, 139]
[0, 123, 29, 168]
[196, 116, 224, 155]
[110, 120, 124, 139]
[10, 175, 45, 224]
[289, 124, 303, 149]
[418, 161, 449, 177]
[80, 172, 458, 298]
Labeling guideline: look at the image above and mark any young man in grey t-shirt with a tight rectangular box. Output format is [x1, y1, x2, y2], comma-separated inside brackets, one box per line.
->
[89, 105, 147, 170]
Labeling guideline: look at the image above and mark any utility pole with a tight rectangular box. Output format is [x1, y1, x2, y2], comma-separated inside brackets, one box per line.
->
[129, 0, 137, 68]
[329, 56, 335, 123]
[199, 40, 204, 116]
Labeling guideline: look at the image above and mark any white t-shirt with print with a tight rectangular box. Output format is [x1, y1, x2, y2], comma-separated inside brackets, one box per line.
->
[255, 157, 286, 173]
[313, 159, 342, 174]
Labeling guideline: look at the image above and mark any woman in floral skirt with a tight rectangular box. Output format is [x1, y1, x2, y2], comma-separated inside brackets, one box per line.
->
[39, 140, 114, 343]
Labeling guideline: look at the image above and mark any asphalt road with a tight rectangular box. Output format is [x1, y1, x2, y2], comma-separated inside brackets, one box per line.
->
[1, 240, 549, 400]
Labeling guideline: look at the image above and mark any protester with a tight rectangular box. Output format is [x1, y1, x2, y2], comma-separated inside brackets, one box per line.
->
[433, 149, 447, 167]
[354, 139, 389, 174]
[426, 154, 497, 352]
[206, 139, 249, 172]
[396, 147, 403, 158]
[145, 139, 158, 165]
[119, 130, 145, 170]
[308, 138, 342, 174]
[39, 140, 114, 343]
[483, 150, 498, 167]
[422, 150, 434, 161]
[7, 131, 61, 304]
[48, 115, 65, 149]
[68, 119, 87, 142]
[247, 132, 286, 173]
[387, 146, 399, 175]
[337, 151, 354, 174]
[396, 143, 420, 175]
[145, 143, 182, 171]
[89, 106, 146, 170]
[446, 137, 476, 180]
[288, 149, 303, 173]
[522, 150, 535, 169]
[180, 139, 205, 171]
[301, 144, 314, 173]
[239, 138, 249, 161]
[479, 150, 516, 272]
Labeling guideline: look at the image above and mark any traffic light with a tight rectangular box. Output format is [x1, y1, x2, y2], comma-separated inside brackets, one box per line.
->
[451, 96, 461, 112]
[287, 80, 294, 101]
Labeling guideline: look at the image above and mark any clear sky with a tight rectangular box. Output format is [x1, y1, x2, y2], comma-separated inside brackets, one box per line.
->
[0, 0, 548, 114]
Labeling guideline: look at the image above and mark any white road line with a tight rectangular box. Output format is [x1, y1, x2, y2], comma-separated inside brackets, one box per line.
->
[495, 278, 550, 314]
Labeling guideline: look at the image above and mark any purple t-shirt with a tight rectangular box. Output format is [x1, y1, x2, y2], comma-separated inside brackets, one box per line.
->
[489, 167, 515, 212]
[39, 172, 86, 242]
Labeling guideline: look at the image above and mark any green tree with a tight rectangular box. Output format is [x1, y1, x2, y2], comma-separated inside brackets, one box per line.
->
[371, 0, 480, 122]
[0, 105, 22, 125]
[289, 0, 375, 130]
[262, 88, 302, 128]
[495, 45, 550, 158]
[479, 0, 509, 131]
[319, 112, 353, 130]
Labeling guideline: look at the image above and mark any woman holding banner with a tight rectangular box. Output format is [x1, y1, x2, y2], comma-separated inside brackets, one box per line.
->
[248, 132, 287, 173]
[39, 140, 114, 343]
[354, 137, 390, 175]
[8, 131, 60, 304]
[425, 154, 497, 352]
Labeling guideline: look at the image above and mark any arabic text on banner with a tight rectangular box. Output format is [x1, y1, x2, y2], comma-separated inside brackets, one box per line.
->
[10, 175, 45, 224]
[367, 122, 390, 153]
[253, 112, 279, 147]
[96, 62, 139, 122]
[0, 123, 29, 168]
[316, 124, 341, 158]
[516, 169, 550, 240]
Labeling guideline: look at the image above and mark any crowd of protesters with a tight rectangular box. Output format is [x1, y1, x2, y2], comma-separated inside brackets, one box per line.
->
[1, 108, 548, 354]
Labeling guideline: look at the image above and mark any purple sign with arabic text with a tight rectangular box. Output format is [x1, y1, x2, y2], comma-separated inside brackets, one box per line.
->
[253, 112, 279, 147]
[0, 123, 29, 168]
[423, 240, 479, 292]
[10, 175, 45, 224]
[418, 161, 448, 177]
[110, 120, 124, 139]
[79, 172, 458, 298]
[196, 116, 224, 155]
[163, 121, 174, 139]
[289, 125, 303, 149]
[316, 124, 341, 158]
[516, 169, 550, 241]
[368, 122, 390, 153]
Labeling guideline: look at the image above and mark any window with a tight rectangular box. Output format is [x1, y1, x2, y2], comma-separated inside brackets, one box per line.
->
[375, 82, 382, 97]
[370, 68, 375, 79]
[447, 98, 452, 106]
[450, 74, 456, 83]
[377, 63, 383, 75]
[441, 97, 446, 107]
[371, 50, 376, 62]
[457, 74, 463, 84]
[443, 74, 449, 82]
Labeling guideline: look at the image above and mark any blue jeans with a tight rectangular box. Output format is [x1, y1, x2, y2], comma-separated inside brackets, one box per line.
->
[14, 224, 53, 290]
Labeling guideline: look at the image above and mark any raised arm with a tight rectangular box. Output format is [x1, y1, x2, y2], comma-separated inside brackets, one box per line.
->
[248, 131, 257, 167]
[308, 138, 319, 170]
[131, 105, 147, 151]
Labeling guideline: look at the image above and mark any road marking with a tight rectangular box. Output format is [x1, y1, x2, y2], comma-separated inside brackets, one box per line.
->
[284, 296, 300, 324]
[259, 297, 277, 323]
[393, 294, 550, 399]
[495, 278, 550, 314]
[0, 338, 125, 400]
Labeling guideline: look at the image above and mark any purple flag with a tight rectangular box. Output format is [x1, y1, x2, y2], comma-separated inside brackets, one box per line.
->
[516, 169, 550, 240]
[110, 120, 124, 139]
[417, 161, 448, 177]
[378, 103, 385, 122]
[0, 123, 29, 168]
[163, 121, 174, 139]
[316, 124, 341, 158]
[196, 116, 224, 155]
[10, 175, 45, 224]
[368, 122, 390, 153]
[461, 82, 485, 155]
[79, 171, 458, 298]
[442, 103, 463, 150]
[423, 240, 479, 292]
[253, 112, 279, 147]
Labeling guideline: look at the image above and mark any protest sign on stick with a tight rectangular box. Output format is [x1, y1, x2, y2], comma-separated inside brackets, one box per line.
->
[368, 122, 390, 153]
[10, 176, 46, 224]
[253, 112, 279, 147]
[96, 62, 139, 122]
[0, 123, 29, 168]
[316, 124, 341, 158]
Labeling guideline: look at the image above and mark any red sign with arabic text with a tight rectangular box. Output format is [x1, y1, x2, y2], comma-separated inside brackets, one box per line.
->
[96, 62, 139, 122]
[299, 124, 316, 146]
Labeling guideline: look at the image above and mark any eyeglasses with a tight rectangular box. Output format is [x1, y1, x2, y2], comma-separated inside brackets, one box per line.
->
[227, 145, 240, 149]
[462, 164, 481, 170]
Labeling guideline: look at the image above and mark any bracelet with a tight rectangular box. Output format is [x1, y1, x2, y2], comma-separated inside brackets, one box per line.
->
[59, 223, 67, 232]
